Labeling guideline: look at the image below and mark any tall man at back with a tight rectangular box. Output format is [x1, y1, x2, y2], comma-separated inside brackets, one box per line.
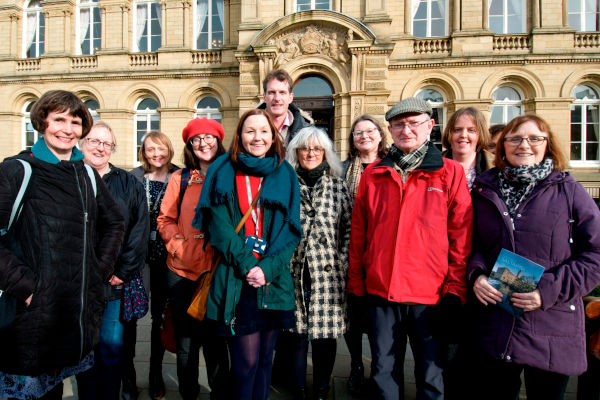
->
[258, 69, 312, 145]
[347, 97, 473, 399]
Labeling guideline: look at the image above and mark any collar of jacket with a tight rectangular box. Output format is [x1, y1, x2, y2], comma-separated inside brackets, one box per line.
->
[375, 142, 444, 172]
[472, 167, 569, 196]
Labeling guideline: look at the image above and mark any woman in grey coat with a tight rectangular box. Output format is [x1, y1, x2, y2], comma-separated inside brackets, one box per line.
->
[286, 126, 353, 400]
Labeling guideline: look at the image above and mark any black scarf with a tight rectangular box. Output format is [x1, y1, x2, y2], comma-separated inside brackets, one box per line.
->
[297, 161, 329, 188]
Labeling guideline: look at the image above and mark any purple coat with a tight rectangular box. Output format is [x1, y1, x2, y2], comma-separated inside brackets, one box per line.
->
[468, 168, 600, 375]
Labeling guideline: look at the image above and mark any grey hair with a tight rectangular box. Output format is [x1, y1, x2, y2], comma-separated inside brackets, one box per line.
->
[80, 120, 117, 150]
[286, 126, 343, 177]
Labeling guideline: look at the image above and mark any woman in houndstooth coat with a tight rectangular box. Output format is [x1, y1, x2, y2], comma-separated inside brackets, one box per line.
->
[285, 126, 353, 400]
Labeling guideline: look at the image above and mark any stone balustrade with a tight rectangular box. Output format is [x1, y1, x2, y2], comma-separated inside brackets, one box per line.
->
[71, 55, 97, 69]
[493, 34, 531, 51]
[16, 59, 41, 72]
[413, 38, 451, 55]
[191, 50, 222, 64]
[575, 33, 600, 48]
[129, 53, 158, 67]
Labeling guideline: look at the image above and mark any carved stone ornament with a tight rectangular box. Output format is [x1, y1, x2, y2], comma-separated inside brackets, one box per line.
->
[267, 24, 351, 67]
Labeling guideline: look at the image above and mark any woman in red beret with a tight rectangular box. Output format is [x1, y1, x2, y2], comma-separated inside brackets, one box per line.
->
[156, 117, 229, 400]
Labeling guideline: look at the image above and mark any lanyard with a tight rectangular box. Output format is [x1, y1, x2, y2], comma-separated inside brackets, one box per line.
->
[245, 175, 263, 233]
[144, 173, 170, 214]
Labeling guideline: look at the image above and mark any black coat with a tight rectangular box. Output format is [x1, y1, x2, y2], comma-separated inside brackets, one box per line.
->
[0, 153, 125, 375]
[103, 166, 149, 301]
[256, 102, 312, 143]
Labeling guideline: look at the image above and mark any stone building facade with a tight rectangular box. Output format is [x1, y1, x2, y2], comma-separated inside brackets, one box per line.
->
[0, 0, 599, 193]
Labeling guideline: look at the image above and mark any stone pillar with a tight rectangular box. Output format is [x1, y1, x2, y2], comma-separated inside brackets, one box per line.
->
[453, 0, 461, 32]
[162, 0, 185, 48]
[99, 0, 130, 52]
[532, 0, 540, 29]
[404, 0, 411, 34]
[482, 0, 489, 30]
[95, 109, 135, 167]
[0, 6, 21, 58]
[563, 0, 569, 27]
[41, 0, 74, 55]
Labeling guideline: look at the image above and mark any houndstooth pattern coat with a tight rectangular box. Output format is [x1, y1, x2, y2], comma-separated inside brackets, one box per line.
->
[291, 171, 353, 339]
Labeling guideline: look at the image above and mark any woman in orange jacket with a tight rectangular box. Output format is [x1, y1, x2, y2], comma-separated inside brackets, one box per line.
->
[157, 117, 229, 400]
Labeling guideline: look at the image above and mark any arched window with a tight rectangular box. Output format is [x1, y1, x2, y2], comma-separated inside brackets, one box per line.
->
[195, 97, 222, 122]
[85, 98, 100, 121]
[569, 0, 600, 32]
[490, 86, 523, 124]
[571, 84, 600, 164]
[412, 0, 448, 38]
[23, 101, 38, 151]
[135, 98, 160, 160]
[195, 0, 224, 49]
[489, 0, 525, 34]
[24, 0, 45, 58]
[134, 0, 162, 52]
[293, 76, 334, 135]
[416, 88, 445, 149]
[296, 0, 331, 11]
[78, 0, 101, 55]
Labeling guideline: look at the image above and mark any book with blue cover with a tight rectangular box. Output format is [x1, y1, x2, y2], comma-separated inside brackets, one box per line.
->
[488, 248, 545, 318]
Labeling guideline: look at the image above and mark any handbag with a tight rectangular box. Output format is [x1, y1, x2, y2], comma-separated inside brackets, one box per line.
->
[187, 186, 262, 321]
[121, 271, 150, 322]
[160, 302, 176, 353]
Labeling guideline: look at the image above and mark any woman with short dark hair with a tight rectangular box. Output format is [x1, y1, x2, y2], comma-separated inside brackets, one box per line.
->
[193, 108, 302, 400]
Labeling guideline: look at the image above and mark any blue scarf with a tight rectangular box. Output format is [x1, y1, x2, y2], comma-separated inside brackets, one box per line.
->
[31, 136, 84, 164]
[193, 153, 302, 257]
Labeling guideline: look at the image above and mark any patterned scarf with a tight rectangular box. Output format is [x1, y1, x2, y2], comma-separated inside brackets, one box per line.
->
[498, 158, 554, 217]
[345, 157, 365, 199]
[388, 141, 429, 171]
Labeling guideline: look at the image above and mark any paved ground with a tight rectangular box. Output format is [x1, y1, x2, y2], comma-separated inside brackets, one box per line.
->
[54, 307, 582, 400]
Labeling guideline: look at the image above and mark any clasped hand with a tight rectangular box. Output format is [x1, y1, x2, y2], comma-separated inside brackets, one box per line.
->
[246, 266, 266, 288]
[474, 275, 542, 312]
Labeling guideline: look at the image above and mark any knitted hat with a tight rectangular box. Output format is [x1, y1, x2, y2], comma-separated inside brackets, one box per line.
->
[385, 98, 433, 121]
[182, 117, 225, 143]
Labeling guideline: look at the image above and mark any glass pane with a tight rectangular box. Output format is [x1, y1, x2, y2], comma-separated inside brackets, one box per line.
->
[493, 86, 521, 101]
[198, 97, 221, 108]
[571, 122, 582, 141]
[490, 106, 503, 124]
[151, 35, 161, 51]
[489, 0, 503, 15]
[507, 0, 522, 14]
[212, 15, 222, 30]
[587, 104, 599, 124]
[507, 15, 523, 33]
[414, 20, 427, 37]
[417, 89, 444, 103]
[490, 16, 503, 33]
[150, 118, 160, 130]
[138, 98, 159, 110]
[297, 0, 310, 11]
[431, 0, 443, 18]
[151, 3, 160, 19]
[85, 99, 99, 110]
[315, 0, 329, 9]
[507, 105, 521, 121]
[570, 14, 582, 31]
[570, 0, 582, 12]
[573, 84, 599, 99]
[571, 143, 582, 160]
[586, 0, 597, 12]
[587, 123, 599, 141]
[586, 142, 599, 160]
[431, 20, 445, 36]
[415, 2, 427, 19]
[25, 102, 34, 112]
[293, 76, 333, 97]
[81, 39, 90, 55]
[572, 105, 582, 122]
[151, 19, 161, 34]
[212, 32, 224, 47]
[197, 33, 208, 49]
[586, 13, 597, 30]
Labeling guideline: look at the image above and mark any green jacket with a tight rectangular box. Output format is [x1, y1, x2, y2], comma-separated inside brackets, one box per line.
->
[205, 192, 299, 327]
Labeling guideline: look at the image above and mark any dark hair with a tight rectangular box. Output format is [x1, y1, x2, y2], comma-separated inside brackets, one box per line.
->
[183, 137, 226, 169]
[30, 90, 94, 137]
[138, 130, 175, 173]
[229, 109, 285, 165]
[347, 114, 388, 160]
[489, 124, 506, 139]
[262, 69, 293, 93]
[494, 114, 567, 171]
[441, 107, 490, 153]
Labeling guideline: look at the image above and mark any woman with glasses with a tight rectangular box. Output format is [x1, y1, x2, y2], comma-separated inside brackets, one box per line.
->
[441, 107, 492, 191]
[77, 121, 150, 399]
[156, 118, 229, 400]
[285, 127, 352, 400]
[469, 114, 600, 399]
[130, 131, 179, 399]
[193, 109, 301, 400]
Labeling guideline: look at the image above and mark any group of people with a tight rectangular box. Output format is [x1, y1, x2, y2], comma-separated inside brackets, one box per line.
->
[1, 67, 600, 400]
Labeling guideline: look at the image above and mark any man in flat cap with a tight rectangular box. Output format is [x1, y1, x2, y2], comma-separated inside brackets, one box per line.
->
[347, 97, 473, 399]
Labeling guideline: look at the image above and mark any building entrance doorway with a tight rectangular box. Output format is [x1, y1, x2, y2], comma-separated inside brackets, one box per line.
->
[292, 75, 334, 139]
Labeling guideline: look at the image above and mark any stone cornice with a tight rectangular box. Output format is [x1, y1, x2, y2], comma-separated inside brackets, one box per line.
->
[389, 55, 600, 70]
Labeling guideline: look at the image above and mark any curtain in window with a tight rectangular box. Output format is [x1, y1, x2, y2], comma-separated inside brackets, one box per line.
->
[79, 8, 90, 47]
[26, 12, 38, 53]
[196, 0, 208, 41]
[155, 3, 162, 30]
[216, 0, 224, 31]
[136, 4, 147, 50]
[412, 0, 421, 20]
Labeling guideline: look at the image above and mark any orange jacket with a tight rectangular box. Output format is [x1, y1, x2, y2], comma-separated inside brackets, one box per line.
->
[157, 169, 214, 280]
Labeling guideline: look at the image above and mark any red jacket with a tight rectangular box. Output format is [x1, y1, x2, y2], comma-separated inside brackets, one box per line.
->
[347, 144, 473, 304]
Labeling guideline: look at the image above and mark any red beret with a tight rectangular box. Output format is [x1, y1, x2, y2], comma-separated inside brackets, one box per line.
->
[182, 117, 225, 143]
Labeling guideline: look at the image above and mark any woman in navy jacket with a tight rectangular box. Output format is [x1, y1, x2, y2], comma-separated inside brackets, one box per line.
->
[469, 114, 600, 399]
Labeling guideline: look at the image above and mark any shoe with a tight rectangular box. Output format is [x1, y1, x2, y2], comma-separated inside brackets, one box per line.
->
[121, 376, 138, 400]
[148, 370, 166, 400]
[347, 365, 364, 397]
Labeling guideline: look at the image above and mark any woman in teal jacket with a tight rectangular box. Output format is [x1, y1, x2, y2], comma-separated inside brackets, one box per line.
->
[193, 108, 301, 400]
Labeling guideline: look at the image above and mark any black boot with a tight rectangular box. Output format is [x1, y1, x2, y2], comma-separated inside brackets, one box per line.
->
[347, 364, 364, 397]
[148, 368, 166, 400]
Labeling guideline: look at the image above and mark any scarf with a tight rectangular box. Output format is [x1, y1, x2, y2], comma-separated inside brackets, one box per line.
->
[346, 157, 371, 199]
[193, 152, 302, 257]
[31, 136, 84, 164]
[297, 161, 329, 188]
[388, 141, 429, 171]
[498, 158, 554, 217]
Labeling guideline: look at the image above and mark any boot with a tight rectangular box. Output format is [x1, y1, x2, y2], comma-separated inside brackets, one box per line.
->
[121, 363, 138, 400]
[347, 364, 364, 397]
[148, 368, 166, 400]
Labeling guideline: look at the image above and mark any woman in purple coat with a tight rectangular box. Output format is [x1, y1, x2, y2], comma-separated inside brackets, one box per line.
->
[469, 114, 600, 400]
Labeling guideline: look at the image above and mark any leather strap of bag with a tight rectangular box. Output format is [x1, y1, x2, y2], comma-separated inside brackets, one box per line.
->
[235, 186, 263, 234]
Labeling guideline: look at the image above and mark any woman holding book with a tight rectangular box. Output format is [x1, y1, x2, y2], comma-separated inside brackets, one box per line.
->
[468, 114, 600, 399]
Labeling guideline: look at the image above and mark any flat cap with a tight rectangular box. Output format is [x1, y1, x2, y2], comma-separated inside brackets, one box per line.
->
[385, 97, 432, 121]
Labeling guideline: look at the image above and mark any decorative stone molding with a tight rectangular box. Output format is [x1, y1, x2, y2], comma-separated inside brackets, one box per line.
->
[575, 33, 600, 48]
[71, 55, 97, 69]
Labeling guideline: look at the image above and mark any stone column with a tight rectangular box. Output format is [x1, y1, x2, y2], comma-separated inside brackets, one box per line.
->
[532, 0, 540, 29]
[99, 0, 130, 52]
[404, 0, 411, 34]
[453, 0, 461, 32]
[563, 0, 569, 27]
[482, 0, 489, 30]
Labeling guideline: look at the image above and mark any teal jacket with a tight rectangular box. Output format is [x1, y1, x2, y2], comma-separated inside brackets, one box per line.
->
[205, 191, 299, 327]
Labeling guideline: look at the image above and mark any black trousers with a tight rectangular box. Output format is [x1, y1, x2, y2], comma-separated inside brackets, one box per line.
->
[290, 334, 337, 394]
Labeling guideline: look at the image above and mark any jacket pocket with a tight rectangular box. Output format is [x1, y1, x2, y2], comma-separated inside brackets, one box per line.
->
[532, 302, 581, 337]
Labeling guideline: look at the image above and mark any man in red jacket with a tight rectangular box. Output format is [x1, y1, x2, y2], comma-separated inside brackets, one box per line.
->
[347, 97, 472, 400]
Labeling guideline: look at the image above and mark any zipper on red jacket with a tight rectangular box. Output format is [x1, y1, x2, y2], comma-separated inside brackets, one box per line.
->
[73, 164, 89, 360]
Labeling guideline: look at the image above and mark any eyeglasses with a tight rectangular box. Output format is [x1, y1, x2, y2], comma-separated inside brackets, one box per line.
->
[85, 137, 116, 151]
[298, 146, 324, 155]
[353, 128, 379, 137]
[452, 128, 478, 135]
[390, 119, 430, 131]
[504, 136, 548, 147]
[191, 135, 216, 146]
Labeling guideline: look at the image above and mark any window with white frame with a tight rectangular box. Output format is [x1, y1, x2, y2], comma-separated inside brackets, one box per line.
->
[571, 84, 600, 164]
[24, 0, 45, 58]
[490, 86, 523, 124]
[135, 98, 160, 160]
[78, 0, 101, 55]
[195, 97, 222, 122]
[489, 0, 525, 34]
[412, 0, 448, 37]
[134, 1, 162, 52]
[569, 0, 600, 32]
[23, 101, 38, 151]
[296, 0, 331, 11]
[85, 99, 100, 121]
[416, 88, 445, 149]
[196, 0, 224, 49]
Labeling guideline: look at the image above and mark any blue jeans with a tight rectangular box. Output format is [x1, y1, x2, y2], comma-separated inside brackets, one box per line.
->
[77, 299, 125, 399]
